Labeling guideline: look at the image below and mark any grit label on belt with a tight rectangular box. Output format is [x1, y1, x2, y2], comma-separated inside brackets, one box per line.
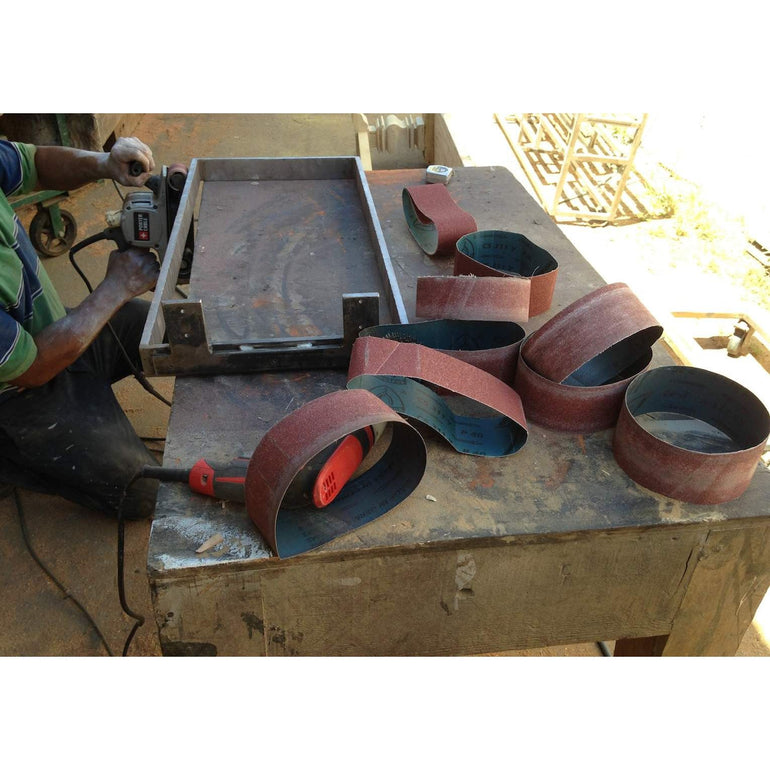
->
[402, 184, 477, 256]
[245, 389, 427, 558]
[416, 230, 559, 322]
[347, 335, 528, 457]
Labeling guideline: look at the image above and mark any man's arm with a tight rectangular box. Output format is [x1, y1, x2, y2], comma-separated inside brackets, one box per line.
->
[33, 137, 155, 191]
[10, 247, 159, 388]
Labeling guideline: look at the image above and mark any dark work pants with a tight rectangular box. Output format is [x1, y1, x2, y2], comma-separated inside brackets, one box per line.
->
[0, 300, 160, 519]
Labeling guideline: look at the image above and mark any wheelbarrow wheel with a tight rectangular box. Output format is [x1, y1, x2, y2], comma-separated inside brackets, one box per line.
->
[29, 207, 78, 257]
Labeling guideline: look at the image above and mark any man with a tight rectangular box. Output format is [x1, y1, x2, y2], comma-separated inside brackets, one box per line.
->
[0, 136, 163, 519]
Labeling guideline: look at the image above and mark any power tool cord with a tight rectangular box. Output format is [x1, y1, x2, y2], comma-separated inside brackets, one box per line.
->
[18, 231, 174, 657]
[68, 235, 172, 408]
[117, 476, 145, 657]
[12, 486, 115, 656]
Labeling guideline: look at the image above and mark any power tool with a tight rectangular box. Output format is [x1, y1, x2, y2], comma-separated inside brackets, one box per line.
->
[103, 161, 195, 281]
[140, 423, 385, 509]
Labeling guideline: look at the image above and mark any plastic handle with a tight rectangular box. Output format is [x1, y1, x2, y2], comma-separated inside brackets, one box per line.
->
[312, 425, 377, 508]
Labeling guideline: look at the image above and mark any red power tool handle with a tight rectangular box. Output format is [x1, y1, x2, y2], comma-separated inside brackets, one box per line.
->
[188, 457, 249, 502]
[312, 426, 376, 508]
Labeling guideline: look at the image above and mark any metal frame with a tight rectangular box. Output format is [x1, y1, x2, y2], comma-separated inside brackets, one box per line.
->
[140, 156, 407, 377]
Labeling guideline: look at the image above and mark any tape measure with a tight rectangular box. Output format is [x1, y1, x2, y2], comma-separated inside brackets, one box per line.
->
[426, 164, 454, 184]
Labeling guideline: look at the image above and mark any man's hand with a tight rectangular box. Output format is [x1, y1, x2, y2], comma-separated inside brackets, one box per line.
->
[104, 137, 156, 187]
[33, 137, 156, 192]
[10, 247, 160, 388]
[104, 247, 161, 300]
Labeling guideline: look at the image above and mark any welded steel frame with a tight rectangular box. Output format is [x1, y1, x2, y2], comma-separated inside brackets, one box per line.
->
[140, 156, 407, 377]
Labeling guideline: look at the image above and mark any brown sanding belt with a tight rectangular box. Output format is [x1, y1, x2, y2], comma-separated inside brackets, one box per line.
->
[346, 335, 528, 457]
[613, 365, 770, 504]
[402, 183, 477, 257]
[403, 185, 559, 322]
[245, 389, 427, 558]
[514, 283, 663, 433]
[359, 319, 525, 386]
[241, 199, 768, 558]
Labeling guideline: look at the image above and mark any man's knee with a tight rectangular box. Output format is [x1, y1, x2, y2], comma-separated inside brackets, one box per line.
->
[118, 475, 159, 520]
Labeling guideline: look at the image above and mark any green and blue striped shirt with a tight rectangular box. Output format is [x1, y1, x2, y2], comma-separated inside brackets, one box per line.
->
[0, 140, 66, 401]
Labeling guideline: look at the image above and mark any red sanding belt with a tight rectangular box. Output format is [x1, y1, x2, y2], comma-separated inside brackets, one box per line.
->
[245, 389, 427, 558]
[359, 319, 525, 386]
[347, 335, 528, 456]
[454, 251, 557, 318]
[416, 275, 533, 322]
[613, 366, 770, 504]
[402, 184, 477, 256]
[416, 231, 559, 322]
[514, 340, 648, 433]
[523, 282, 662, 383]
[514, 283, 663, 433]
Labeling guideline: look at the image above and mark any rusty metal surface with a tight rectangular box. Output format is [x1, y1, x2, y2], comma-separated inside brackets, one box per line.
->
[613, 366, 770, 504]
[192, 177, 383, 339]
[141, 157, 406, 376]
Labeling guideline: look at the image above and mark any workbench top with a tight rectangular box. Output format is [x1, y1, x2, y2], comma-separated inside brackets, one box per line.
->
[147, 166, 770, 575]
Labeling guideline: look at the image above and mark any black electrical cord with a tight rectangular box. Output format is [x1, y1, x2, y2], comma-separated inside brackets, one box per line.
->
[68, 235, 172, 408]
[597, 641, 613, 657]
[116, 475, 145, 657]
[12, 487, 115, 656]
[58, 230, 175, 655]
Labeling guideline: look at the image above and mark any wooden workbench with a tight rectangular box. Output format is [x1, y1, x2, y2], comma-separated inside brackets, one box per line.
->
[147, 166, 770, 656]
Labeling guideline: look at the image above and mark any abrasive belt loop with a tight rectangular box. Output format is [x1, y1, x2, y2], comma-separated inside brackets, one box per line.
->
[613, 366, 770, 504]
[414, 228, 560, 323]
[359, 319, 526, 386]
[347, 335, 528, 457]
[513, 282, 663, 433]
[402, 184, 477, 257]
[245, 389, 427, 558]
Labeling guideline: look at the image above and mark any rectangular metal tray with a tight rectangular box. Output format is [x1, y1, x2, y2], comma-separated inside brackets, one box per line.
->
[140, 156, 407, 377]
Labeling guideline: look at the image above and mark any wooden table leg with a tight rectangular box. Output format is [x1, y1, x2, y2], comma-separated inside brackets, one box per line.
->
[614, 635, 669, 656]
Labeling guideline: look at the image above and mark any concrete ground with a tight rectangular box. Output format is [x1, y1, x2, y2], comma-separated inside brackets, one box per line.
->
[1, 113, 767, 657]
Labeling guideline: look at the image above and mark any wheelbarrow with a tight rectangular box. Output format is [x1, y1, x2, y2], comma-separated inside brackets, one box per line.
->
[10, 188, 77, 258]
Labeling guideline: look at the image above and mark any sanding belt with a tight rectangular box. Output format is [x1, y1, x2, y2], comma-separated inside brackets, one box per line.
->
[613, 365, 770, 504]
[402, 184, 559, 322]
[514, 282, 664, 433]
[513, 283, 768, 503]
[245, 389, 427, 558]
[243, 321, 527, 558]
[347, 335, 528, 457]
[243, 203, 765, 557]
